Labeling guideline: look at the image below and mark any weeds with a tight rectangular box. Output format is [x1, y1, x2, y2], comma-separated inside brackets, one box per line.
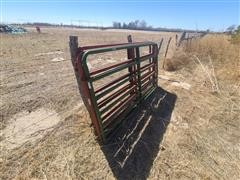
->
[193, 55, 220, 93]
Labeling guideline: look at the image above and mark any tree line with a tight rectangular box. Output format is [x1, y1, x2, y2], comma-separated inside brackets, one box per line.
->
[113, 20, 151, 30]
[112, 20, 208, 33]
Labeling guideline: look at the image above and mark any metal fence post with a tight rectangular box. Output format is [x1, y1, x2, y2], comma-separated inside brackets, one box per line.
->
[153, 45, 159, 86]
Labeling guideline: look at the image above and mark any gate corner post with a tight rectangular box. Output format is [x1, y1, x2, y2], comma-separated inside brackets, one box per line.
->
[69, 36, 83, 95]
[69, 36, 78, 62]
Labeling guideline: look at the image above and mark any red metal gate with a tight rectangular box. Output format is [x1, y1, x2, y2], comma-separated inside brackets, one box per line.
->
[70, 36, 159, 143]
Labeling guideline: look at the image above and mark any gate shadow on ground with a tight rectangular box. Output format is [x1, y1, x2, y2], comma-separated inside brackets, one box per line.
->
[101, 87, 177, 180]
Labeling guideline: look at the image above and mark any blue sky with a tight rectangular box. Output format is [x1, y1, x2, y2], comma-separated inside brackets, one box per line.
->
[1, 0, 239, 31]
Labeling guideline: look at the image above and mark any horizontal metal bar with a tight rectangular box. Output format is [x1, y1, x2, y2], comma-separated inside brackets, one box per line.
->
[95, 71, 135, 94]
[91, 61, 136, 82]
[141, 70, 155, 80]
[141, 78, 155, 92]
[90, 54, 153, 77]
[80, 41, 154, 52]
[79, 42, 131, 51]
[82, 42, 156, 57]
[96, 77, 130, 100]
[90, 59, 135, 76]
[139, 53, 155, 62]
[141, 76, 153, 85]
[103, 103, 137, 137]
[140, 62, 155, 73]
[104, 86, 156, 137]
[103, 97, 137, 132]
[100, 87, 135, 115]
[142, 86, 156, 100]
[102, 93, 136, 122]
[98, 84, 132, 108]
[141, 71, 155, 83]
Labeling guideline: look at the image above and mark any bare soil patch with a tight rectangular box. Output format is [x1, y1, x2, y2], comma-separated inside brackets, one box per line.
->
[1, 108, 60, 150]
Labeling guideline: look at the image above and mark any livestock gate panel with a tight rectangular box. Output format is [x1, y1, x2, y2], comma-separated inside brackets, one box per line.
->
[71, 37, 159, 143]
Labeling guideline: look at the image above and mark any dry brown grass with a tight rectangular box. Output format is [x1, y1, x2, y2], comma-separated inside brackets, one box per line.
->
[165, 34, 239, 87]
[0, 27, 176, 128]
[1, 30, 240, 179]
[188, 35, 239, 96]
[156, 34, 240, 179]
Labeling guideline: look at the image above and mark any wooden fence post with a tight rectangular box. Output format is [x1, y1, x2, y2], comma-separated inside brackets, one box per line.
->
[175, 34, 178, 47]
[69, 36, 83, 95]
[127, 35, 137, 95]
[162, 37, 172, 69]
[164, 37, 172, 58]
[158, 38, 164, 55]
[69, 36, 79, 79]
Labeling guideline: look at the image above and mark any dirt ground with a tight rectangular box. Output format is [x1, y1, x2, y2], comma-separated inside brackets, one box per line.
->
[0, 27, 177, 149]
[0, 28, 240, 179]
[0, 27, 176, 126]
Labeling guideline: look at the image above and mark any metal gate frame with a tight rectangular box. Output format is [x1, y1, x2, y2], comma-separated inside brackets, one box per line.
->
[70, 36, 159, 143]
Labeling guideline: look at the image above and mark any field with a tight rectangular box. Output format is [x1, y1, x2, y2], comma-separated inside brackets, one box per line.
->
[0, 27, 240, 179]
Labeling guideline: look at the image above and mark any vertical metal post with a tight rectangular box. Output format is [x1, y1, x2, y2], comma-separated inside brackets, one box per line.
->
[127, 35, 136, 96]
[153, 45, 159, 86]
[135, 47, 142, 102]
[148, 45, 152, 83]
[69, 36, 103, 143]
